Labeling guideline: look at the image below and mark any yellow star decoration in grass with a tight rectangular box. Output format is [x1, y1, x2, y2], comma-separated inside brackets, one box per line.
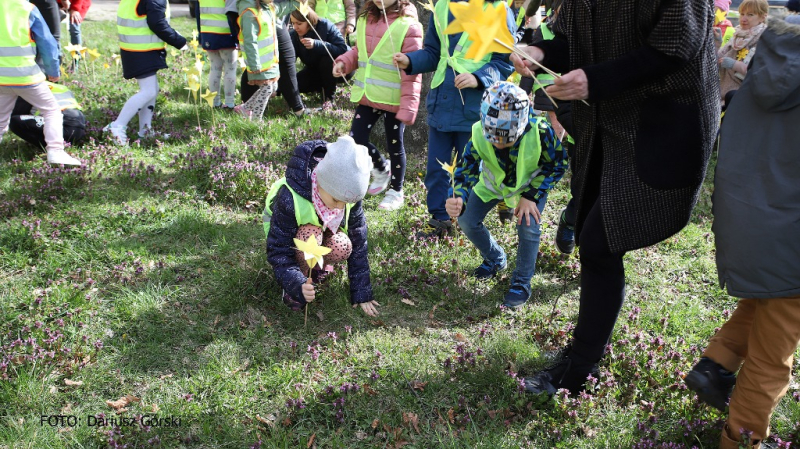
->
[194, 56, 204, 73]
[293, 235, 331, 270]
[201, 89, 218, 107]
[189, 39, 199, 51]
[192, 29, 199, 40]
[112, 53, 121, 65]
[186, 74, 201, 99]
[445, 0, 514, 61]
[86, 48, 101, 62]
[64, 44, 87, 58]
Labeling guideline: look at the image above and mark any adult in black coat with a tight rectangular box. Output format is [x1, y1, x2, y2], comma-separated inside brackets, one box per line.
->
[287, 9, 349, 102]
[513, 0, 719, 395]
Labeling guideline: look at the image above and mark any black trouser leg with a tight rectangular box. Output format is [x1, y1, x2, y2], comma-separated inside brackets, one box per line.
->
[350, 104, 387, 171]
[9, 115, 47, 149]
[31, 0, 61, 65]
[297, 58, 338, 102]
[570, 198, 626, 364]
[275, 24, 304, 112]
[563, 141, 577, 226]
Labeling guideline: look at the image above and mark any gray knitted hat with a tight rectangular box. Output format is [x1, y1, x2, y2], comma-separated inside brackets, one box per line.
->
[315, 136, 371, 203]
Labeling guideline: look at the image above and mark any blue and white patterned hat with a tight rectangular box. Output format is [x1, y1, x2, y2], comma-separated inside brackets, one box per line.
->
[480, 81, 530, 145]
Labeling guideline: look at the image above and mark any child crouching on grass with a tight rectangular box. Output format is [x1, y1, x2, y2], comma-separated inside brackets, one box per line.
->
[263, 136, 380, 317]
[445, 81, 567, 308]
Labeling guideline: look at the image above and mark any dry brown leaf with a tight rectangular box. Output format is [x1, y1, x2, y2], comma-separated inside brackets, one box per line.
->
[256, 414, 275, 428]
[307, 433, 316, 448]
[125, 394, 141, 403]
[409, 380, 427, 391]
[282, 417, 292, 426]
[371, 418, 380, 429]
[49, 386, 58, 394]
[316, 311, 325, 322]
[447, 408, 455, 424]
[106, 397, 129, 410]
[402, 412, 420, 433]
[159, 373, 173, 380]
[151, 403, 160, 413]
[581, 425, 597, 439]
[355, 430, 368, 440]
[392, 440, 409, 449]
[454, 333, 468, 342]
[58, 427, 72, 433]
[400, 298, 416, 307]
[64, 379, 83, 386]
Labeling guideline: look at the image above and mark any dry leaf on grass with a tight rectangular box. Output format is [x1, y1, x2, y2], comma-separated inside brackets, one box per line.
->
[256, 414, 276, 428]
[316, 311, 325, 322]
[400, 298, 416, 306]
[355, 430, 368, 440]
[371, 418, 380, 429]
[409, 380, 428, 391]
[307, 433, 316, 448]
[454, 333, 468, 342]
[447, 408, 455, 424]
[402, 412, 420, 433]
[105, 394, 140, 410]
[64, 379, 83, 386]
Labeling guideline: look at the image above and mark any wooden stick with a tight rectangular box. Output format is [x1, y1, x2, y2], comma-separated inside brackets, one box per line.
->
[380, 7, 404, 80]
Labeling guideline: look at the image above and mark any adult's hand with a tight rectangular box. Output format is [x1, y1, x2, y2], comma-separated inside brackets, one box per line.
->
[70, 11, 82, 24]
[355, 300, 380, 317]
[510, 45, 545, 78]
[393, 53, 409, 69]
[547, 69, 589, 101]
[301, 37, 315, 49]
[454, 73, 478, 89]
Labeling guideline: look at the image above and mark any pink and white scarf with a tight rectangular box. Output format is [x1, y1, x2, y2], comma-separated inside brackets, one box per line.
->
[311, 169, 345, 232]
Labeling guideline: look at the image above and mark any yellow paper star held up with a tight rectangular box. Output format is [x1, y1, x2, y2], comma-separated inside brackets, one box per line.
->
[298, 0, 311, 16]
[437, 154, 457, 176]
[201, 89, 218, 107]
[443, 0, 486, 34]
[293, 235, 332, 270]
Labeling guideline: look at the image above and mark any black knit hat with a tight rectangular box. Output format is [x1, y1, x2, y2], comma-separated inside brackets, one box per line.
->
[788, 0, 800, 13]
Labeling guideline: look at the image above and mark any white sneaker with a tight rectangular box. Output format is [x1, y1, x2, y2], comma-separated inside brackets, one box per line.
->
[47, 149, 82, 166]
[378, 189, 404, 211]
[368, 167, 390, 195]
[138, 127, 171, 139]
[103, 123, 128, 146]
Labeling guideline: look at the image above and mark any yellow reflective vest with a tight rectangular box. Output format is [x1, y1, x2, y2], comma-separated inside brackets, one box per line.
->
[315, 0, 347, 25]
[263, 178, 352, 237]
[431, 0, 492, 88]
[47, 82, 81, 110]
[117, 0, 171, 52]
[239, 6, 278, 72]
[199, 0, 230, 34]
[0, 0, 46, 87]
[350, 16, 415, 106]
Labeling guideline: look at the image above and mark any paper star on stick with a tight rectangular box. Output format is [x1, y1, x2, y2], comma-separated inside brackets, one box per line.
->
[298, 0, 311, 16]
[293, 235, 331, 270]
[186, 74, 201, 99]
[445, 0, 514, 61]
[201, 89, 217, 107]
[437, 155, 457, 176]
[443, 0, 487, 34]
[86, 48, 101, 62]
[64, 44, 87, 58]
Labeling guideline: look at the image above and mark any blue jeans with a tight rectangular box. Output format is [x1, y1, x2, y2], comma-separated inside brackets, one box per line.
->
[69, 21, 82, 45]
[458, 189, 548, 293]
[426, 129, 472, 221]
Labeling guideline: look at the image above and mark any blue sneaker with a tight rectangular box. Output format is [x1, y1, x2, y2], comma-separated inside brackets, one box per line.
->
[502, 284, 531, 308]
[472, 260, 507, 280]
[555, 209, 575, 254]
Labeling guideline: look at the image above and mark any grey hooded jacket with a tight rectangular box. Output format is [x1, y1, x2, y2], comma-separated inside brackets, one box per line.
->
[712, 16, 800, 299]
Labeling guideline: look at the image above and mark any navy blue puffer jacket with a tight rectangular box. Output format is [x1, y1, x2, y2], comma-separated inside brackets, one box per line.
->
[266, 140, 374, 306]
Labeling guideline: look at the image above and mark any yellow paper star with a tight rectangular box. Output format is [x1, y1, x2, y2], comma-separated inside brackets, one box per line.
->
[194, 56, 204, 73]
[86, 48, 101, 62]
[298, 0, 311, 16]
[444, 0, 486, 34]
[189, 39, 199, 51]
[293, 235, 332, 270]
[192, 29, 199, 40]
[64, 43, 87, 58]
[103, 63, 110, 69]
[437, 154, 457, 176]
[201, 89, 218, 107]
[186, 74, 201, 99]
[112, 53, 121, 65]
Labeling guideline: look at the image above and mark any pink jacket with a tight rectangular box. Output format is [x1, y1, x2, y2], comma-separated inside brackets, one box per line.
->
[335, 4, 422, 125]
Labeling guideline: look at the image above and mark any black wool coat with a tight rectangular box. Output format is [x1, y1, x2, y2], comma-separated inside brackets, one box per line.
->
[535, 0, 719, 253]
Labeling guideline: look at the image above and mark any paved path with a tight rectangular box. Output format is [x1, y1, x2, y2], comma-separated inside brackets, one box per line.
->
[86, 0, 191, 22]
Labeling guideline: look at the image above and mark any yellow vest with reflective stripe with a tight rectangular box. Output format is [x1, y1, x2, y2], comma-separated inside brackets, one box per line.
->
[47, 82, 81, 110]
[431, 0, 492, 89]
[0, 0, 45, 87]
[350, 16, 414, 106]
[263, 178, 352, 237]
[471, 118, 544, 209]
[239, 6, 278, 72]
[315, 0, 346, 25]
[117, 0, 170, 52]
[199, 0, 230, 35]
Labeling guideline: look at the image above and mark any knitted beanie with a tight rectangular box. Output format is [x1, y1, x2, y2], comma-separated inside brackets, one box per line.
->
[480, 81, 530, 145]
[715, 0, 731, 12]
[315, 136, 371, 203]
[788, 0, 800, 12]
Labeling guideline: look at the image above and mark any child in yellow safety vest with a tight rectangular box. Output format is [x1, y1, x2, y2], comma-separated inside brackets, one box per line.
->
[264, 136, 380, 317]
[0, 0, 81, 165]
[445, 82, 566, 308]
[233, 0, 281, 120]
[332, 0, 423, 211]
[393, 0, 515, 238]
[104, 0, 188, 145]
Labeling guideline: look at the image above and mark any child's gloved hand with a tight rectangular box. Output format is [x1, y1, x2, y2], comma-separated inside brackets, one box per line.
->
[445, 197, 463, 218]
[719, 57, 736, 70]
[302, 277, 315, 303]
[515, 197, 541, 226]
[354, 300, 380, 317]
[393, 53, 410, 69]
[713, 27, 723, 43]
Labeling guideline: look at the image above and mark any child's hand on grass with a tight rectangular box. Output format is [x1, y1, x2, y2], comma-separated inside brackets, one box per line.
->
[445, 197, 463, 219]
[302, 278, 315, 303]
[515, 197, 541, 226]
[354, 300, 380, 317]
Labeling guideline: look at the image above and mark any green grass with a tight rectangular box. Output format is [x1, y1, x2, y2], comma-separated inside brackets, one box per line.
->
[1, 17, 799, 449]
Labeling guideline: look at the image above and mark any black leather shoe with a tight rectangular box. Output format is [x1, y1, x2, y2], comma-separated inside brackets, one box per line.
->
[685, 357, 736, 411]
[524, 353, 599, 396]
